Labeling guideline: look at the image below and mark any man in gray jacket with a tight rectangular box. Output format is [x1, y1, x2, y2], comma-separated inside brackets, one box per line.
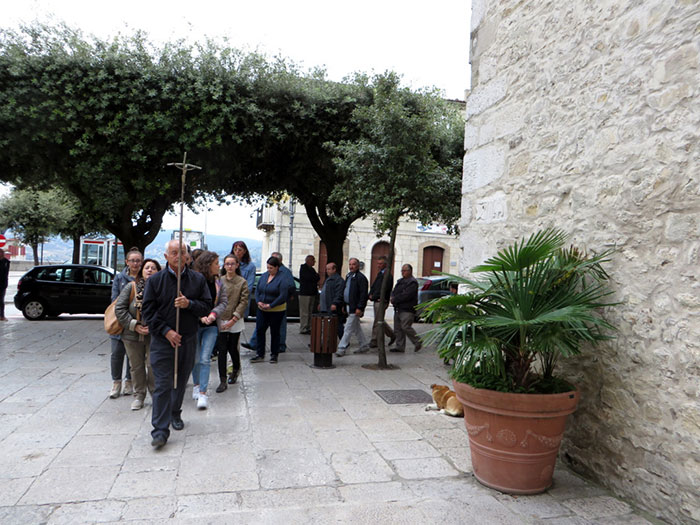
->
[389, 264, 422, 353]
[318, 262, 345, 340]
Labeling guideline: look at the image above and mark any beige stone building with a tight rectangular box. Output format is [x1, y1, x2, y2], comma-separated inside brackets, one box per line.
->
[256, 201, 460, 283]
[465, 1, 699, 523]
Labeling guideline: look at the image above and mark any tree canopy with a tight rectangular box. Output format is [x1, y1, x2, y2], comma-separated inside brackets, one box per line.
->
[0, 24, 464, 268]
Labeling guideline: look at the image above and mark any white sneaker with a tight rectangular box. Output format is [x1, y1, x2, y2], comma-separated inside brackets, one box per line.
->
[197, 393, 208, 410]
[192, 385, 200, 401]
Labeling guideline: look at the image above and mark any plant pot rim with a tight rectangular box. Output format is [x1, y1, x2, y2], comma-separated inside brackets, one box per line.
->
[452, 379, 579, 417]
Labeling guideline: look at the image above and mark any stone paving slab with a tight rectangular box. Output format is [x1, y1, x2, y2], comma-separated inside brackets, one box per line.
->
[0, 316, 661, 523]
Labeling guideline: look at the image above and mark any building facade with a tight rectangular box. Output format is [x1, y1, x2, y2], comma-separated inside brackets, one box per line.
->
[464, 1, 699, 523]
[256, 201, 461, 283]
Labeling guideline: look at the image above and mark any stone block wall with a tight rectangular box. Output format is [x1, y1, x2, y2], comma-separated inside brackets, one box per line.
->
[464, 1, 699, 523]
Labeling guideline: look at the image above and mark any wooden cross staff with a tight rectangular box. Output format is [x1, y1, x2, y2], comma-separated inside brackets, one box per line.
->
[167, 152, 201, 389]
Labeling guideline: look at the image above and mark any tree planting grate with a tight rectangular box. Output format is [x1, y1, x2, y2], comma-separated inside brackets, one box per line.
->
[374, 389, 433, 405]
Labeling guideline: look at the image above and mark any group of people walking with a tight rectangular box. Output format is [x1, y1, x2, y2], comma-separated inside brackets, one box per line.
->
[108, 241, 422, 450]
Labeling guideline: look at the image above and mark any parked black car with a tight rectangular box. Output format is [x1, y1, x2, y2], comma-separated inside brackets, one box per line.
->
[245, 272, 301, 322]
[14, 264, 115, 320]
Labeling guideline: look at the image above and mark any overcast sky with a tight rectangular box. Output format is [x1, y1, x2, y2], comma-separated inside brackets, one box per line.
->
[4, 0, 471, 239]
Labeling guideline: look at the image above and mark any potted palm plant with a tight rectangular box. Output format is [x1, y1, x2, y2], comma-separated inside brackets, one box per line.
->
[421, 228, 615, 494]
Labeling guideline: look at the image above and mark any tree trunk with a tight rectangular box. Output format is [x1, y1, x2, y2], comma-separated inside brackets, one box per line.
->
[376, 219, 399, 369]
[71, 233, 81, 264]
[303, 201, 357, 274]
[30, 242, 39, 266]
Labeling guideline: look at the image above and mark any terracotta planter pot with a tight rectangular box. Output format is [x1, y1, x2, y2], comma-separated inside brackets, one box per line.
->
[453, 380, 579, 494]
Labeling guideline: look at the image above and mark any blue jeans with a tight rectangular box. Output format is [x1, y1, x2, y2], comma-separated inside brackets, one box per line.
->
[192, 325, 218, 394]
[249, 310, 287, 351]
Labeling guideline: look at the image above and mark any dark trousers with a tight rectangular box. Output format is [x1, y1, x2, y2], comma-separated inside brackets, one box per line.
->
[149, 334, 196, 440]
[255, 310, 284, 358]
[217, 331, 241, 379]
[110, 338, 132, 381]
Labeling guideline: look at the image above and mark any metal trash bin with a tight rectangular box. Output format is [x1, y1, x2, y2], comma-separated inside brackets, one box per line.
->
[310, 313, 338, 369]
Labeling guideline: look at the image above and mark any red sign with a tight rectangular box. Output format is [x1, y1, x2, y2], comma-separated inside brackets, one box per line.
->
[0, 234, 6, 248]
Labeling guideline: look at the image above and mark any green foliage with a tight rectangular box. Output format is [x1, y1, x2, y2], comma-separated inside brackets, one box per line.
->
[0, 188, 74, 260]
[421, 229, 617, 393]
[330, 72, 464, 235]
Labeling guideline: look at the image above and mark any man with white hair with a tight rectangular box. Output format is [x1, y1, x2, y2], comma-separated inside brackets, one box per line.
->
[337, 258, 369, 356]
[142, 240, 212, 449]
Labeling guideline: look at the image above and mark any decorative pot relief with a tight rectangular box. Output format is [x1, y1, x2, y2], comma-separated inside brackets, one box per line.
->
[466, 422, 493, 442]
[519, 429, 563, 449]
[495, 429, 517, 447]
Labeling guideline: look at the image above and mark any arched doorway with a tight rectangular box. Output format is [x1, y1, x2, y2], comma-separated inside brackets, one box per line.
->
[370, 241, 391, 284]
[422, 246, 444, 277]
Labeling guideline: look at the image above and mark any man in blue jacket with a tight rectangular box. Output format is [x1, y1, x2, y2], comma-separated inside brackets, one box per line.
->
[142, 240, 212, 449]
[337, 257, 369, 356]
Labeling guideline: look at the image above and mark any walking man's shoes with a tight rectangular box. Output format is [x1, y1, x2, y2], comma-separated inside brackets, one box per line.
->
[216, 381, 227, 393]
[227, 370, 239, 384]
[241, 342, 254, 350]
[269, 355, 278, 363]
[388, 336, 396, 346]
[250, 355, 265, 363]
[151, 436, 167, 449]
[172, 417, 185, 431]
[414, 342, 423, 352]
[353, 346, 370, 354]
[389, 347, 405, 353]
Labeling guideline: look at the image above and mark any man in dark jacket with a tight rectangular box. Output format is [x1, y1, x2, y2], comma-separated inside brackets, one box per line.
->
[337, 257, 369, 356]
[389, 264, 422, 353]
[298, 255, 319, 334]
[318, 262, 345, 340]
[0, 248, 9, 321]
[368, 256, 395, 348]
[142, 240, 212, 449]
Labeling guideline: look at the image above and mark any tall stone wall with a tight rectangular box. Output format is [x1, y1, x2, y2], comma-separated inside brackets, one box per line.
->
[463, 1, 700, 523]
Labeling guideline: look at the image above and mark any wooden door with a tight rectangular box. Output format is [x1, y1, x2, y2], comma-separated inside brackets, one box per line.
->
[422, 246, 444, 277]
[370, 242, 391, 284]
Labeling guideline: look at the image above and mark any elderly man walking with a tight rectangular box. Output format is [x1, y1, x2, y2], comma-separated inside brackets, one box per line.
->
[142, 240, 212, 449]
[337, 258, 369, 356]
[368, 256, 395, 349]
[389, 264, 422, 353]
[318, 262, 345, 340]
[298, 255, 319, 334]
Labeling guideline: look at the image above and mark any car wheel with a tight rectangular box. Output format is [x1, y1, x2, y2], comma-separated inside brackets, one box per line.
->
[22, 299, 48, 320]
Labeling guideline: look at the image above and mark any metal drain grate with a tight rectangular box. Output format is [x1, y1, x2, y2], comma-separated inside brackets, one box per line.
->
[374, 389, 433, 404]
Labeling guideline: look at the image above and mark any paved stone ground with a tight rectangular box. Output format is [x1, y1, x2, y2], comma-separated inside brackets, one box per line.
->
[0, 312, 661, 524]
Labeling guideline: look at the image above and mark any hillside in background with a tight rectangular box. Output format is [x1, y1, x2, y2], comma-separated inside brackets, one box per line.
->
[13, 231, 263, 270]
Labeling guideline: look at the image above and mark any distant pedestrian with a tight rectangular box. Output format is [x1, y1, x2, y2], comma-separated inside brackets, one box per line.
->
[191, 251, 228, 410]
[389, 264, 422, 353]
[337, 258, 369, 356]
[215, 253, 249, 391]
[368, 256, 395, 349]
[115, 258, 161, 410]
[298, 255, 319, 334]
[250, 256, 289, 364]
[231, 241, 256, 316]
[0, 248, 9, 321]
[142, 240, 212, 449]
[109, 247, 143, 398]
[318, 262, 345, 340]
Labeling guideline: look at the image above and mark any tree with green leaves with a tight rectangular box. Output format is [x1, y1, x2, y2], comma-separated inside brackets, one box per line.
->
[0, 24, 271, 253]
[330, 73, 464, 368]
[0, 188, 74, 265]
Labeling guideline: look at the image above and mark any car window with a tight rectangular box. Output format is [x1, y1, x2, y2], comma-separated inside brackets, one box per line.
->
[36, 268, 63, 281]
[63, 268, 85, 283]
[94, 270, 112, 285]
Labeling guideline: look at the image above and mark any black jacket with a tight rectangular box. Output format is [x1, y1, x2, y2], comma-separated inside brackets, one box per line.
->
[142, 265, 212, 339]
[391, 276, 418, 313]
[0, 257, 9, 289]
[369, 269, 392, 303]
[344, 270, 369, 313]
[299, 263, 320, 296]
